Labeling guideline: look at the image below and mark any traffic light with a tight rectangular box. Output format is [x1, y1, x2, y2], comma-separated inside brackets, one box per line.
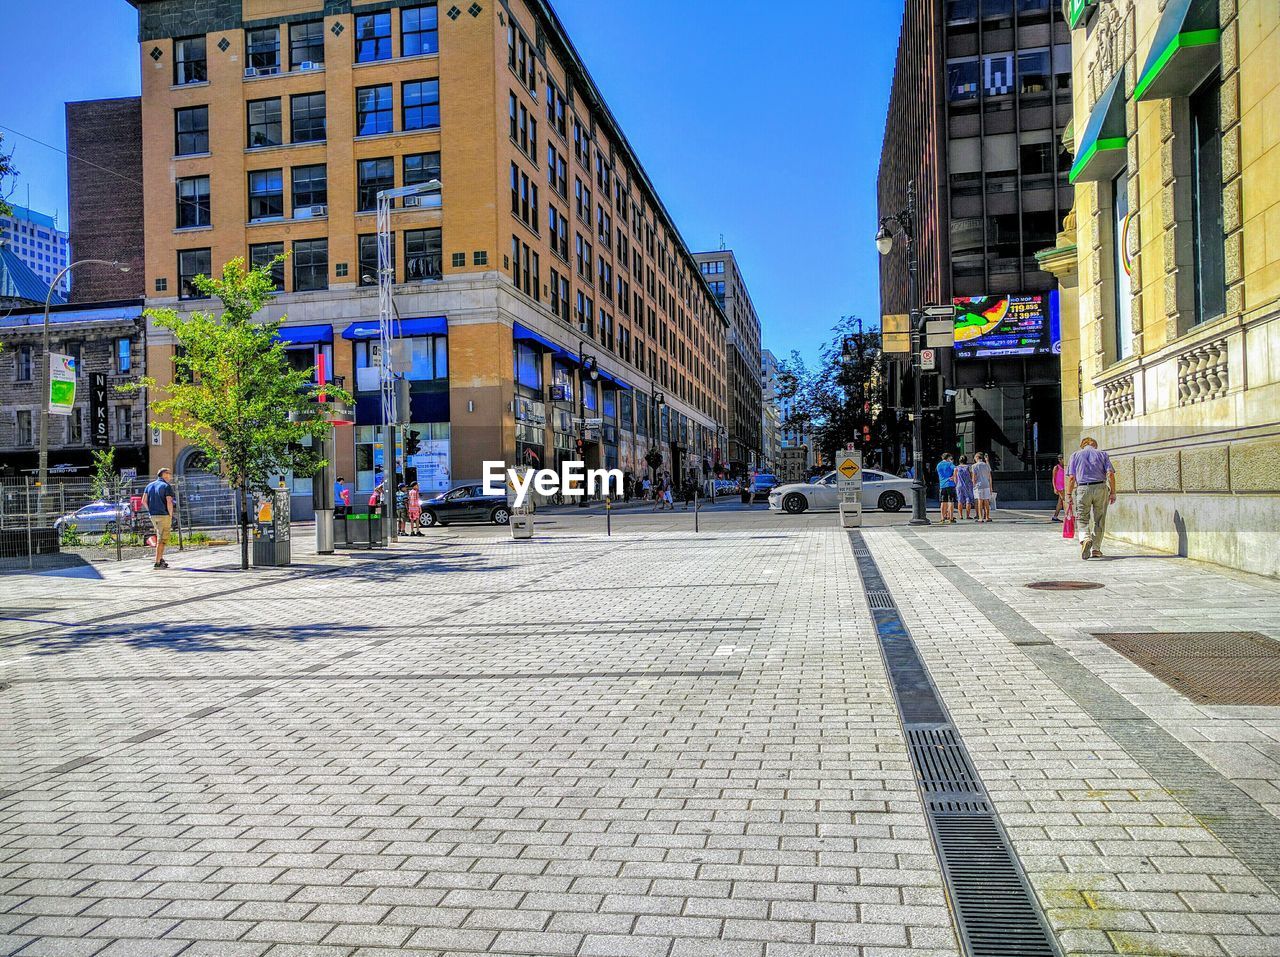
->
[862, 425, 871, 442]
[404, 430, 422, 456]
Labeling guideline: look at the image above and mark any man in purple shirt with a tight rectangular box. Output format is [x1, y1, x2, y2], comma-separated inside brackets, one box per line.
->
[1065, 437, 1116, 559]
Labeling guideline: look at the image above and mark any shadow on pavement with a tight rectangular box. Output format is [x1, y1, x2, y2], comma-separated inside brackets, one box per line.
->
[0, 553, 103, 580]
[27, 620, 385, 656]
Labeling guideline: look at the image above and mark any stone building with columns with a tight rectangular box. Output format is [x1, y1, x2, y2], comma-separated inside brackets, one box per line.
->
[1041, 0, 1279, 576]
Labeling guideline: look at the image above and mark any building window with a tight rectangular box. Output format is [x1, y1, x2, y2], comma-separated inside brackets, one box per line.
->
[250, 241, 286, 289]
[16, 345, 33, 382]
[357, 157, 394, 211]
[355, 12, 392, 63]
[550, 268, 569, 321]
[16, 410, 33, 446]
[547, 144, 567, 197]
[548, 204, 568, 259]
[356, 85, 393, 136]
[984, 53, 1014, 97]
[290, 21, 325, 68]
[1017, 49, 1051, 96]
[1190, 75, 1226, 326]
[178, 248, 211, 299]
[291, 164, 328, 211]
[403, 152, 442, 206]
[69, 408, 83, 444]
[290, 92, 326, 142]
[402, 79, 440, 131]
[948, 59, 979, 102]
[175, 106, 209, 155]
[247, 98, 282, 147]
[358, 233, 394, 286]
[176, 175, 211, 229]
[575, 233, 592, 279]
[174, 36, 207, 85]
[546, 81, 567, 138]
[405, 228, 443, 281]
[246, 27, 280, 71]
[115, 406, 133, 443]
[1112, 171, 1133, 360]
[402, 5, 439, 57]
[510, 164, 538, 232]
[292, 238, 328, 292]
[248, 169, 285, 221]
[474, 250, 488, 266]
[573, 118, 590, 167]
[115, 337, 132, 374]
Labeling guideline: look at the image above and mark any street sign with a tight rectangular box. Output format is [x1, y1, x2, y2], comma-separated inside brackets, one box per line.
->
[924, 304, 957, 318]
[925, 319, 953, 337]
[837, 457, 861, 480]
[921, 348, 937, 371]
[835, 449, 862, 528]
[48, 354, 76, 415]
[90, 373, 109, 447]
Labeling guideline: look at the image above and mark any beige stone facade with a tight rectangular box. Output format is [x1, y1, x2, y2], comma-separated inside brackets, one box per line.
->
[125, 0, 728, 501]
[1047, 0, 1279, 576]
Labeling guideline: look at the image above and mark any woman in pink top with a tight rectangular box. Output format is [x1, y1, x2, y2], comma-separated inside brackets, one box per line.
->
[407, 482, 422, 536]
[1051, 454, 1066, 522]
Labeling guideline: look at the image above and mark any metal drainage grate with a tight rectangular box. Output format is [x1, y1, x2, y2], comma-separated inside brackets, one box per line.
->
[1093, 631, 1280, 705]
[866, 590, 896, 609]
[1026, 580, 1104, 591]
[935, 815, 1057, 957]
[849, 530, 1060, 957]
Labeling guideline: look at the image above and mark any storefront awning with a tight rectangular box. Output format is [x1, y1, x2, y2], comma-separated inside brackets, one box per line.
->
[1069, 70, 1128, 184]
[1134, 0, 1220, 101]
[275, 323, 333, 346]
[514, 321, 582, 362]
[341, 316, 447, 340]
[596, 367, 632, 391]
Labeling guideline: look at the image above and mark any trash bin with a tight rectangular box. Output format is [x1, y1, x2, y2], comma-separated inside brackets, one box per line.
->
[510, 511, 534, 540]
[335, 507, 386, 549]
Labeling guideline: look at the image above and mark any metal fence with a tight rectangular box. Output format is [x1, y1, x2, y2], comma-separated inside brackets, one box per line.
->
[0, 474, 240, 571]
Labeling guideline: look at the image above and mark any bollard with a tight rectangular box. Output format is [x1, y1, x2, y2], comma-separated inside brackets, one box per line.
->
[605, 497, 611, 537]
[694, 487, 700, 533]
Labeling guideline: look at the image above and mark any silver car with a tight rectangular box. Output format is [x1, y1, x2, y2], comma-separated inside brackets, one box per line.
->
[768, 469, 913, 514]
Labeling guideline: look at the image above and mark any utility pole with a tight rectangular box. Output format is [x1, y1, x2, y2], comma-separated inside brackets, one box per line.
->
[577, 340, 597, 506]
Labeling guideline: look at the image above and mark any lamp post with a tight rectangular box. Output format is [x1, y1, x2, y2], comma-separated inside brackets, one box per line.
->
[38, 259, 131, 503]
[876, 180, 928, 525]
[577, 339, 598, 506]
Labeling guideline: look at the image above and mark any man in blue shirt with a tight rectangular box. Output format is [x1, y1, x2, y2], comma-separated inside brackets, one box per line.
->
[935, 453, 957, 524]
[1066, 437, 1116, 559]
[143, 467, 176, 569]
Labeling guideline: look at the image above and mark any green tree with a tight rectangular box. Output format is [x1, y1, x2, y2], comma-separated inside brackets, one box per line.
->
[132, 257, 351, 569]
[90, 448, 117, 501]
[777, 316, 888, 470]
[0, 133, 15, 218]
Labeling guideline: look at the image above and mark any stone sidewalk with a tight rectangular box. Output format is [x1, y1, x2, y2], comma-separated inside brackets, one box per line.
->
[0, 511, 1278, 956]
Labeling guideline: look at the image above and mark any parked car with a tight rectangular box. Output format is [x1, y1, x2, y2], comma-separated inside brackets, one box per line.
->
[53, 500, 130, 534]
[419, 484, 511, 527]
[711, 478, 740, 496]
[768, 469, 913, 514]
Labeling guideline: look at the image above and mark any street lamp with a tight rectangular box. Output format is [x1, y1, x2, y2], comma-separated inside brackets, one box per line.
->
[876, 179, 929, 525]
[38, 259, 132, 501]
[577, 339, 598, 506]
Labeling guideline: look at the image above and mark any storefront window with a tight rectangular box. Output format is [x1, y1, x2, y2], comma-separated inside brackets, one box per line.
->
[602, 387, 617, 420]
[551, 361, 574, 403]
[354, 335, 447, 391]
[583, 379, 598, 413]
[1113, 170, 1132, 360]
[356, 422, 450, 492]
[514, 342, 542, 390]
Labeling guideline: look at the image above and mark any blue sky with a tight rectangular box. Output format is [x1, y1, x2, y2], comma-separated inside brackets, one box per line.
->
[0, 0, 902, 362]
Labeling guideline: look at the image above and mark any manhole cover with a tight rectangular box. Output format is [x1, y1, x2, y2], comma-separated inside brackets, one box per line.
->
[1026, 580, 1104, 591]
[1093, 631, 1280, 705]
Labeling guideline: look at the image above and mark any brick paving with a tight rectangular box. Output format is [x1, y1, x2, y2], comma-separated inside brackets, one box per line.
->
[0, 508, 1277, 955]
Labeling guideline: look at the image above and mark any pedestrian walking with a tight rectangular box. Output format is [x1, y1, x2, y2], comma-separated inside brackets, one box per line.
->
[334, 476, 350, 518]
[955, 455, 976, 520]
[369, 481, 384, 519]
[1051, 454, 1066, 522]
[1066, 436, 1116, 559]
[143, 467, 176, 570]
[662, 472, 674, 510]
[971, 452, 994, 523]
[682, 476, 696, 510]
[407, 482, 422, 535]
[935, 453, 957, 523]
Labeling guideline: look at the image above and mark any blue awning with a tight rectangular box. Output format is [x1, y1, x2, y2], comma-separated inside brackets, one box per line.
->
[342, 316, 447, 340]
[275, 323, 333, 346]
[513, 322, 579, 361]
[596, 367, 632, 391]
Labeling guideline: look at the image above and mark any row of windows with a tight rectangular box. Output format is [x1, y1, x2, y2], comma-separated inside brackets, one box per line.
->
[174, 230, 444, 299]
[10, 339, 133, 383]
[172, 80, 438, 158]
[9, 407, 136, 446]
[173, 153, 441, 229]
[169, 6, 438, 86]
[947, 47, 1070, 103]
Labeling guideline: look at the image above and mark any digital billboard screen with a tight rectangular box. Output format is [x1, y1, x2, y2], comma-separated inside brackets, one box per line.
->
[953, 294, 1060, 359]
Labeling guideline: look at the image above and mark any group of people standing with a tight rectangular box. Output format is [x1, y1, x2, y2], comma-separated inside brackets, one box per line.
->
[934, 452, 995, 523]
[333, 476, 423, 535]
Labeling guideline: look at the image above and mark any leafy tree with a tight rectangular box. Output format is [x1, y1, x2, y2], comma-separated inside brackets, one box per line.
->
[0, 133, 15, 218]
[131, 257, 351, 569]
[777, 316, 889, 470]
[90, 448, 117, 501]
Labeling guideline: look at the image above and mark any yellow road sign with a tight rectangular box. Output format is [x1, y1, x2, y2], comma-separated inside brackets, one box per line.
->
[838, 458, 861, 479]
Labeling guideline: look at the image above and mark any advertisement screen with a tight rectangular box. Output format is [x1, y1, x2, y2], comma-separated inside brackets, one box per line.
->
[953, 294, 1060, 359]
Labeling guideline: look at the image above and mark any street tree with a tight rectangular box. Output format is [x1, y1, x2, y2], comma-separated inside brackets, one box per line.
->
[777, 315, 889, 471]
[132, 257, 351, 569]
[0, 133, 15, 217]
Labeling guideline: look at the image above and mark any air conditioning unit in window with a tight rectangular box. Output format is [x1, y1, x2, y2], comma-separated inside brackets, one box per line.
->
[403, 196, 422, 208]
[309, 204, 328, 217]
[244, 67, 258, 78]
[300, 60, 321, 71]
[295, 205, 328, 219]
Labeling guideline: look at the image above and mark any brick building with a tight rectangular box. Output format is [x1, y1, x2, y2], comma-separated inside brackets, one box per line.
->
[120, 0, 729, 503]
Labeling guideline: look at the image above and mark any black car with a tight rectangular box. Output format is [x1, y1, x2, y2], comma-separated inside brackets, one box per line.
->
[419, 484, 511, 527]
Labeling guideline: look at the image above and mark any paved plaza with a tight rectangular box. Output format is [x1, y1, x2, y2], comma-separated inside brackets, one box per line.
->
[2, 505, 1279, 956]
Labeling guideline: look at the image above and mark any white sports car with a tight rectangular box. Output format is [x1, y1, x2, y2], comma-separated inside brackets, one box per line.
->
[768, 469, 914, 514]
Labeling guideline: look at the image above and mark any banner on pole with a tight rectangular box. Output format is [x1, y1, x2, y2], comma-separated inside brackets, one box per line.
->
[48, 354, 77, 415]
